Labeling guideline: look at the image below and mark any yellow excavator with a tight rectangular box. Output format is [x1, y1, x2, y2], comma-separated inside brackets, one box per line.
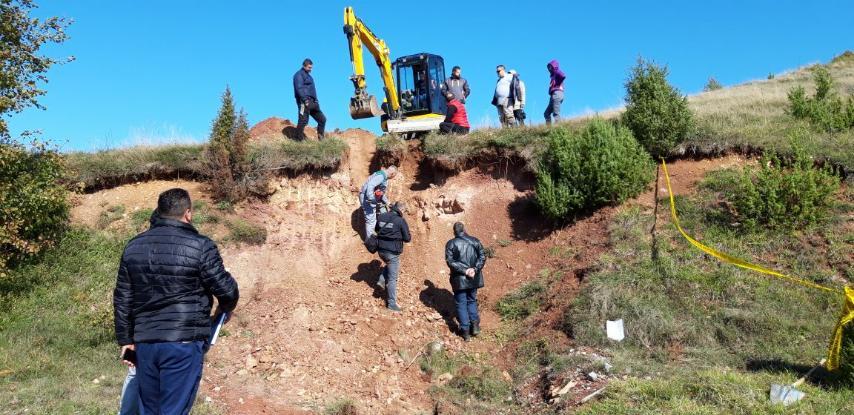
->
[343, 7, 447, 135]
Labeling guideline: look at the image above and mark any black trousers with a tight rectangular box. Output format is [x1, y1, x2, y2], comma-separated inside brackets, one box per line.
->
[439, 122, 470, 135]
[296, 100, 326, 140]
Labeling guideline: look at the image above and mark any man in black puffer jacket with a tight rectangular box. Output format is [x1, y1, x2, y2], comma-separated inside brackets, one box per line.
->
[113, 188, 239, 415]
[445, 222, 487, 341]
[375, 201, 411, 312]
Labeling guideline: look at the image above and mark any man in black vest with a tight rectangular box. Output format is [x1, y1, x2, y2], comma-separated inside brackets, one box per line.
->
[113, 188, 239, 414]
[444, 222, 486, 341]
[375, 202, 411, 312]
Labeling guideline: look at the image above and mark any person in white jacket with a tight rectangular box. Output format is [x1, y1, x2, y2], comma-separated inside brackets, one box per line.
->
[509, 70, 526, 126]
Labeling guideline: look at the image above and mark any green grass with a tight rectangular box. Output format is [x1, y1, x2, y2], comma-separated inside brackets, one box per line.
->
[419, 350, 515, 413]
[423, 125, 552, 170]
[323, 398, 358, 415]
[496, 281, 547, 321]
[96, 204, 126, 229]
[683, 52, 854, 169]
[561, 168, 854, 413]
[66, 137, 350, 192]
[225, 218, 267, 245]
[248, 136, 348, 172]
[578, 368, 854, 415]
[0, 227, 227, 414]
[0, 229, 130, 413]
[375, 134, 406, 165]
[66, 144, 206, 190]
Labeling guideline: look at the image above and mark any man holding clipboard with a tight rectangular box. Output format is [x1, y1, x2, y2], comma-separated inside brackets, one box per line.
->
[113, 189, 239, 415]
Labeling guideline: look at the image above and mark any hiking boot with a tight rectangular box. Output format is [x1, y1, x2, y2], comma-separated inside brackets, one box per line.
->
[377, 278, 386, 290]
[459, 328, 472, 342]
[470, 320, 481, 337]
[387, 304, 401, 312]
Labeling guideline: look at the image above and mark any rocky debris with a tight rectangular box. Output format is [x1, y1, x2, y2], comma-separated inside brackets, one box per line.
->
[426, 340, 444, 356]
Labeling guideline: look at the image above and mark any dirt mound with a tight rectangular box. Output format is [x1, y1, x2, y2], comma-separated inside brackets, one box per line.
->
[250, 116, 316, 140]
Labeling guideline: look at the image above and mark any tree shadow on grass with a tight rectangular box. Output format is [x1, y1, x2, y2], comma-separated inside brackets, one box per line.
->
[419, 279, 458, 333]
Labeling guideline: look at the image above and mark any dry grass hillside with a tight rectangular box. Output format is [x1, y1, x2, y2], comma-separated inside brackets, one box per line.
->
[684, 51, 854, 168]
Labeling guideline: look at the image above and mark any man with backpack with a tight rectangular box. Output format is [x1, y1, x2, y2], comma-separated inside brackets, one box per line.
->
[444, 222, 487, 341]
[374, 202, 411, 312]
[359, 166, 398, 239]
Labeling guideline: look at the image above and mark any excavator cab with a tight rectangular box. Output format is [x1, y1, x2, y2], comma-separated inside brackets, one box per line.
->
[394, 54, 447, 118]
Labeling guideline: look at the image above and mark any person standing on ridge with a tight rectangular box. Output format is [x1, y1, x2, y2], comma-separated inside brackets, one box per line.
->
[113, 188, 239, 414]
[509, 69, 527, 126]
[445, 222, 487, 342]
[439, 91, 470, 134]
[442, 66, 471, 104]
[492, 65, 521, 127]
[359, 166, 398, 239]
[375, 202, 411, 312]
[293, 58, 327, 140]
[544, 59, 566, 125]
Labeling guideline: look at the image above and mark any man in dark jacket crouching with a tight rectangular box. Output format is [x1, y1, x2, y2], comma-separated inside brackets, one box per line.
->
[445, 222, 486, 341]
[375, 202, 411, 312]
[113, 188, 239, 414]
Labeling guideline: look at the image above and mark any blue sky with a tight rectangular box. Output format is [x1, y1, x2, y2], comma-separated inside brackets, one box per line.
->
[8, 1, 854, 151]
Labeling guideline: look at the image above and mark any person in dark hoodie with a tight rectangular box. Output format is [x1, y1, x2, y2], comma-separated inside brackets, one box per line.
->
[113, 188, 239, 414]
[293, 58, 326, 140]
[544, 59, 566, 125]
[375, 201, 411, 312]
[444, 222, 486, 341]
[442, 66, 471, 104]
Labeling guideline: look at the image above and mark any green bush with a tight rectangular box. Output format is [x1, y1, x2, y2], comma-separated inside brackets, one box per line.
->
[623, 58, 694, 158]
[725, 139, 840, 230]
[226, 218, 267, 245]
[704, 77, 723, 91]
[788, 66, 854, 132]
[0, 141, 69, 275]
[535, 120, 653, 220]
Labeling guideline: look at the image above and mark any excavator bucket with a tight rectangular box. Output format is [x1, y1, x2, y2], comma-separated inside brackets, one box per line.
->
[349, 94, 384, 119]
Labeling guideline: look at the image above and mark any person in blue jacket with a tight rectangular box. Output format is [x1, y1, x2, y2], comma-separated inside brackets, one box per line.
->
[293, 58, 326, 140]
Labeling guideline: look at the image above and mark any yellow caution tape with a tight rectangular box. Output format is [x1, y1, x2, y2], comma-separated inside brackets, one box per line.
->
[660, 159, 854, 370]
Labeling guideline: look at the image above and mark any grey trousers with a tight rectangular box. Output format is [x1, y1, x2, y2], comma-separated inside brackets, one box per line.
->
[544, 90, 564, 124]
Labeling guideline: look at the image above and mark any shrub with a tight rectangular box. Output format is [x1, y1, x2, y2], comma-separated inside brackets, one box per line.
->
[535, 120, 653, 220]
[623, 58, 694, 158]
[787, 66, 854, 132]
[226, 218, 267, 245]
[0, 141, 69, 275]
[496, 281, 547, 320]
[725, 137, 840, 230]
[704, 77, 723, 91]
[206, 87, 241, 202]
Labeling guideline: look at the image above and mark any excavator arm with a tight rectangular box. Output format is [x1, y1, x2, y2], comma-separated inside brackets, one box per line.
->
[343, 7, 400, 119]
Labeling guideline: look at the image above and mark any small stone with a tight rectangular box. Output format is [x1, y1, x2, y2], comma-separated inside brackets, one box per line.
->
[91, 378, 100, 384]
[205, 396, 213, 403]
[245, 355, 258, 369]
[436, 372, 454, 386]
[587, 372, 599, 381]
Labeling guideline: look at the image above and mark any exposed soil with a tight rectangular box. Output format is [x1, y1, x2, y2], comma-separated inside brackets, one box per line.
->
[69, 130, 754, 413]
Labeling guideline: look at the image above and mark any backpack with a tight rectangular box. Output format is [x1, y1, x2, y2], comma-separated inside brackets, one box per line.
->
[364, 234, 379, 254]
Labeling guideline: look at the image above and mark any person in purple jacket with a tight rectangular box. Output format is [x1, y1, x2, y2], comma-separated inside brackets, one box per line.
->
[544, 60, 566, 125]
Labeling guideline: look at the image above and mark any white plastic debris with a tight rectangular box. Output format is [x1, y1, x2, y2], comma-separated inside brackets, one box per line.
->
[606, 319, 625, 341]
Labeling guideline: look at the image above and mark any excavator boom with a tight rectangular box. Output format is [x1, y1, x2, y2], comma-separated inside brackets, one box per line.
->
[343, 7, 399, 119]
